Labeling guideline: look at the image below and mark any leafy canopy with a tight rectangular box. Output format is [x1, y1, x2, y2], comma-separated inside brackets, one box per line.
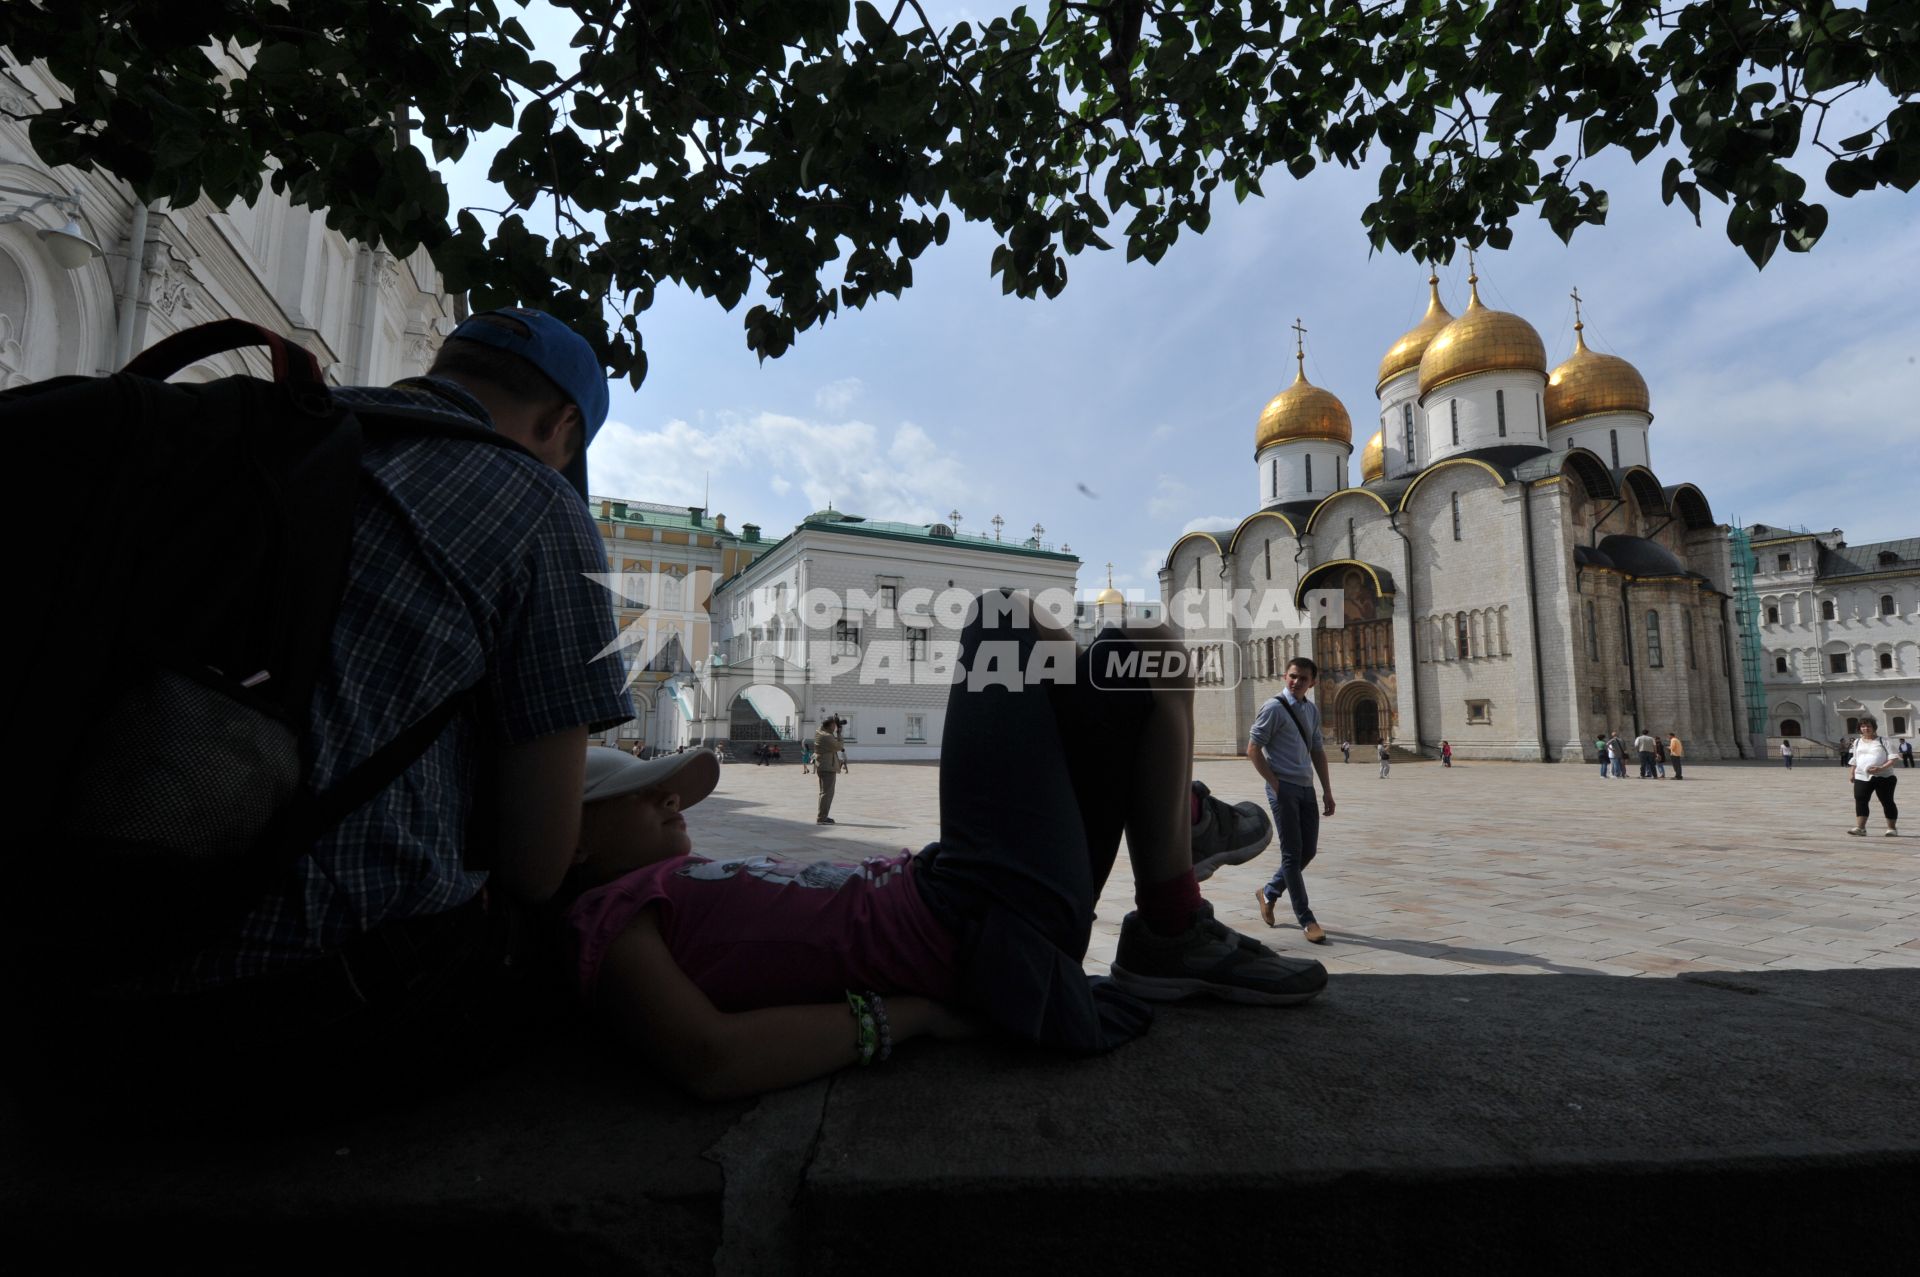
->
[6, 0, 1915, 383]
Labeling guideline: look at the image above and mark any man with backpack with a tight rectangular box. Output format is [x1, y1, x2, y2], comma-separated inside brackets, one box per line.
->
[16, 308, 633, 1101]
[1247, 657, 1336, 945]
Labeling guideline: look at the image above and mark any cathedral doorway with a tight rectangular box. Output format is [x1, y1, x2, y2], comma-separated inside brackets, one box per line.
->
[1352, 698, 1380, 745]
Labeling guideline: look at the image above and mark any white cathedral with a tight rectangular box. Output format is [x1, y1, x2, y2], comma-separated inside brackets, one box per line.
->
[1163, 270, 1755, 762]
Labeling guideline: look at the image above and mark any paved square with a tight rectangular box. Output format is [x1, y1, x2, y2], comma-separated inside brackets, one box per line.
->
[684, 754, 1919, 978]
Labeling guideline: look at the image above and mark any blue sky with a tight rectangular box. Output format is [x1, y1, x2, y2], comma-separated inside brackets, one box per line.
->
[449, 4, 1920, 596]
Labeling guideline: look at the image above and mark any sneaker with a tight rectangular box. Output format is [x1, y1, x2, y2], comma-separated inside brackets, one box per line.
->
[1846, 827, 1866, 836]
[1189, 781, 1272, 882]
[1302, 921, 1327, 944]
[817, 817, 836, 825]
[1886, 829, 1900, 837]
[1109, 904, 1327, 1005]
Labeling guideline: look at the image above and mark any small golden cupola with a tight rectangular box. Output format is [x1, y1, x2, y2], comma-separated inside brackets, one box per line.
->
[1417, 269, 1547, 398]
[1376, 272, 1454, 392]
[1545, 294, 1651, 426]
[1256, 336, 1352, 453]
[1094, 561, 1125, 608]
[1360, 430, 1385, 483]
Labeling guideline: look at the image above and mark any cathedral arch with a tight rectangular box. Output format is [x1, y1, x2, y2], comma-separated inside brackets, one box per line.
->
[1397, 457, 1508, 512]
[1556, 448, 1616, 500]
[1664, 483, 1715, 529]
[1619, 466, 1667, 520]
[1224, 510, 1297, 555]
[1302, 487, 1391, 534]
[1291, 558, 1396, 612]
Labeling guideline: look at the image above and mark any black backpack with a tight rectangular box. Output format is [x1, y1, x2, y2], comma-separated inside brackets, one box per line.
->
[3, 320, 525, 983]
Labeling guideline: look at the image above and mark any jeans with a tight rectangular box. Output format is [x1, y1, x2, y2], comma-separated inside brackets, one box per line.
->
[1638, 750, 1655, 777]
[1612, 755, 1626, 778]
[1379, 757, 1390, 778]
[1599, 753, 1609, 778]
[1262, 780, 1319, 926]
[1784, 755, 1794, 769]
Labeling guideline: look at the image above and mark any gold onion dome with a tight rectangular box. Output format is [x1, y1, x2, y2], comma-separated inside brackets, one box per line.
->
[1546, 321, 1651, 426]
[1376, 273, 1455, 391]
[1361, 430, 1385, 482]
[1094, 563, 1125, 607]
[1417, 273, 1547, 397]
[1256, 351, 1353, 451]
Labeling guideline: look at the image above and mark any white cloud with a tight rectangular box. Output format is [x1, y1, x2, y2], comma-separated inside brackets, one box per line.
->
[1180, 514, 1239, 535]
[814, 377, 864, 416]
[591, 410, 974, 524]
[1147, 473, 1193, 519]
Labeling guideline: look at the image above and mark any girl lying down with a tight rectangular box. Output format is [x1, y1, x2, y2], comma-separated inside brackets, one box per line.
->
[561, 595, 1326, 1099]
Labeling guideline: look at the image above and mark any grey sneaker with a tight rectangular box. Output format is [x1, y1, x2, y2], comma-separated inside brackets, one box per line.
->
[1190, 781, 1272, 882]
[1109, 903, 1327, 1005]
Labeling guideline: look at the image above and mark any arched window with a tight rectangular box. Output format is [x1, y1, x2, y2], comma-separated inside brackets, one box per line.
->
[1609, 429, 1620, 468]
[1775, 655, 1788, 674]
[1821, 598, 1836, 620]
[1271, 458, 1278, 498]
[1766, 604, 1779, 624]
[1496, 388, 1507, 437]
[1305, 453, 1313, 492]
[1536, 394, 1544, 437]
[1585, 600, 1599, 661]
[1450, 399, 1460, 445]
[1455, 613, 1470, 660]
[1451, 492, 1462, 541]
[1881, 652, 1895, 670]
[1646, 610, 1664, 667]
[1402, 403, 1415, 465]
[1880, 594, 1896, 616]
[1780, 718, 1802, 737]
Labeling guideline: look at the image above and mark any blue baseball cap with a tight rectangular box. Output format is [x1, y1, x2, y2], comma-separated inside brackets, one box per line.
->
[449, 307, 609, 501]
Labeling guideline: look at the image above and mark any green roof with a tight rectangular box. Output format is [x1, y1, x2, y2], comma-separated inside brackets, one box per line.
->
[796, 514, 1077, 561]
[588, 497, 758, 540]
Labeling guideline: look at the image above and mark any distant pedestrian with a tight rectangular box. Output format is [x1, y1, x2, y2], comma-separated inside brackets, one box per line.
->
[801, 741, 814, 774]
[1781, 738, 1793, 769]
[1609, 733, 1627, 779]
[1596, 734, 1610, 779]
[1440, 740, 1452, 768]
[1653, 734, 1667, 778]
[1377, 741, 1391, 779]
[813, 715, 847, 824]
[1667, 732, 1684, 780]
[1902, 738, 1914, 769]
[1845, 716, 1899, 837]
[1633, 730, 1657, 778]
[1340, 739, 1351, 765]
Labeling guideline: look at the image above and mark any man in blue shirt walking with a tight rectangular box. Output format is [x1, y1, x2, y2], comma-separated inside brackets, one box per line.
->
[1247, 657, 1337, 945]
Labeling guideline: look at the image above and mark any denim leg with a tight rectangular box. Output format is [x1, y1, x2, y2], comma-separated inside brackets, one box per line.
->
[1262, 782, 1318, 925]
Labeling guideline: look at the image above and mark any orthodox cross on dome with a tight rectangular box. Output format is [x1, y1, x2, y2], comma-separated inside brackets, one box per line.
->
[1106, 562, 1115, 587]
[1290, 316, 1308, 372]
[1569, 285, 1585, 332]
[1466, 244, 1478, 282]
[991, 513, 1004, 541]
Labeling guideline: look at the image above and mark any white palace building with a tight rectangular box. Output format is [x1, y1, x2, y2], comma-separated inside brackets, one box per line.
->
[1164, 271, 1757, 762]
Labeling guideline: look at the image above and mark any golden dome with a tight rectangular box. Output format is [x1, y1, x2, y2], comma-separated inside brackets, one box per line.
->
[1094, 563, 1124, 607]
[1546, 322, 1650, 426]
[1376, 273, 1454, 391]
[1256, 352, 1352, 451]
[1361, 430, 1385, 482]
[1417, 274, 1546, 397]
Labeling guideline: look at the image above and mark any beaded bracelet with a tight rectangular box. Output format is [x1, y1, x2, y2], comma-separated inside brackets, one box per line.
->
[846, 990, 880, 1065]
[867, 990, 893, 1064]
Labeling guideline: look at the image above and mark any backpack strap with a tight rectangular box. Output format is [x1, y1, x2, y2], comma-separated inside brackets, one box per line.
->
[124, 318, 325, 385]
[1268, 694, 1320, 798]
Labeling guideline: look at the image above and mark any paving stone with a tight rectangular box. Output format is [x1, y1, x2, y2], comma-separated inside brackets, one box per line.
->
[696, 756, 1919, 977]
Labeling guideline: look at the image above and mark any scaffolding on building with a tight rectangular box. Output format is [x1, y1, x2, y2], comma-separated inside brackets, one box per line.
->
[1727, 524, 1769, 738]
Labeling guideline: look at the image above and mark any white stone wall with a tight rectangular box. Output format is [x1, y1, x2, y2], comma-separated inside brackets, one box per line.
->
[710, 527, 1080, 760]
[1753, 532, 1920, 748]
[1421, 370, 1549, 462]
[1551, 411, 1653, 470]
[0, 58, 456, 389]
[1256, 438, 1353, 507]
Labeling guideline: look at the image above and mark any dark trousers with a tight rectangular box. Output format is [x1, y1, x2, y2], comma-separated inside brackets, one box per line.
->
[918, 611, 1152, 960]
[1261, 781, 1319, 925]
[1638, 750, 1655, 777]
[1672, 757, 1683, 779]
[1854, 774, 1899, 823]
[817, 768, 837, 819]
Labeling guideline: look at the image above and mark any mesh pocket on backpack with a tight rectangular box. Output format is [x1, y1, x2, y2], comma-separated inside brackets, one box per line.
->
[67, 668, 303, 862]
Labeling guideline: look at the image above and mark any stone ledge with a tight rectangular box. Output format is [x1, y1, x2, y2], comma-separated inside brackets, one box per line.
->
[4, 971, 1915, 1273]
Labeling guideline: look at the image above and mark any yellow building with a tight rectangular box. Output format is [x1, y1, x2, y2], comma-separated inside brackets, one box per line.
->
[590, 498, 769, 749]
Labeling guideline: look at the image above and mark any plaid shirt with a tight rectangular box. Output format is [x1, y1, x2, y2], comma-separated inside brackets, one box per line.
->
[162, 377, 632, 989]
